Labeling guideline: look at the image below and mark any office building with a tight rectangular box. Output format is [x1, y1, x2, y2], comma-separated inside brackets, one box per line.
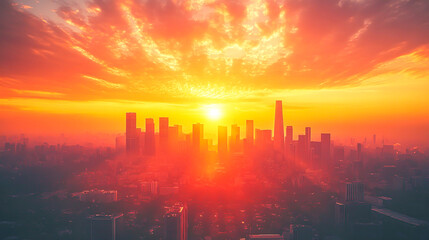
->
[164, 202, 188, 240]
[218, 126, 227, 155]
[321, 133, 330, 168]
[289, 224, 312, 240]
[126, 113, 139, 154]
[192, 123, 203, 152]
[159, 117, 169, 153]
[230, 124, 240, 153]
[145, 118, 155, 156]
[273, 100, 284, 153]
[90, 214, 122, 240]
[345, 181, 364, 202]
[245, 120, 254, 150]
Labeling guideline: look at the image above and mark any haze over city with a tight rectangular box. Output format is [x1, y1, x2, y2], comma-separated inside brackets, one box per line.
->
[1, 0, 429, 240]
[1, 0, 429, 146]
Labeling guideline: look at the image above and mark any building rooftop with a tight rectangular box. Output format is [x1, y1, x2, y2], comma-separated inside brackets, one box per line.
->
[248, 234, 283, 239]
[372, 207, 429, 227]
[91, 214, 123, 220]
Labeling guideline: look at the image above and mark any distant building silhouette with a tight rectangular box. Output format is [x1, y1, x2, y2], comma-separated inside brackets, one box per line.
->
[245, 120, 254, 151]
[192, 123, 203, 152]
[218, 126, 227, 156]
[285, 126, 293, 159]
[273, 100, 284, 153]
[297, 135, 306, 163]
[159, 117, 169, 153]
[126, 113, 139, 154]
[321, 133, 331, 168]
[145, 118, 155, 156]
[305, 127, 311, 163]
[230, 124, 240, 153]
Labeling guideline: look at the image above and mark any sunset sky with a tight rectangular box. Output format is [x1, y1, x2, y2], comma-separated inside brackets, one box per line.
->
[1, 0, 428, 146]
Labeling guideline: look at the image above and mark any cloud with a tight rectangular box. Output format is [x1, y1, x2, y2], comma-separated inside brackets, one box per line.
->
[1, 0, 429, 104]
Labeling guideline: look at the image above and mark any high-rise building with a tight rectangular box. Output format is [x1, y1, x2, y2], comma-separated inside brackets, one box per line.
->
[168, 125, 179, 151]
[335, 201, 371, 227]
[333, 146, 344, 163]
[164, 203, 188, 240]
[289, 224, 312, 240]
[159, 117, 169, 153]
[285, 126, 293, 158]
[321, 133, 331, 168]
[145, 118, 155, 156]
[273, 100, 284, 153]
[218, 126, 227, 155]
[90, 214, 122, 240]
[305, 127, 311, 162]
[345, 181, 364, 202]
[246, 120, 254, 146]
[192, 123, 203, 152]
[136, 128, 141, 153]
[230, 124, 240, 153]
[115, 135, 125, 153]
[297, 135, 306, 163]
[126, 113, 138, 154]
[261, 129, 272, 151]
[357, 143, 362, 162]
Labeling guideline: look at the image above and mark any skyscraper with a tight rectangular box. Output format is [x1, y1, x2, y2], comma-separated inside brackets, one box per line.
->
[261, 129, 272, 151]
[297, 135, 306, 162]
[145, 118, 155, 156]
[357, 143, 362, 162]
[218, 126, 227, 155]
[168, 125, 179, 152]
[159, 117, 169, 153]
[345, 181, 364, 202]
[274, 100, 284, 153]
[230, 124, 240, 153]
[285, 126, 293, 158]
[90, 214, 122, 240]
[246, 120, 254, 146]
[126, 113, 138, 154]
[321, 133, 331, 168]
[289, 224, 313, 240]
[164, 203, 188, 240]
[305, 127, 311, 162]
[192, 123, 203, 152]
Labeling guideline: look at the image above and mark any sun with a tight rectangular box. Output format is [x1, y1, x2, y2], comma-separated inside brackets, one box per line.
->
[206, 105, 222, 120]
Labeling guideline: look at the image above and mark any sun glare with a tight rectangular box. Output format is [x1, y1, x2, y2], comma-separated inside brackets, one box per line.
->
[206, 105, 222, 120]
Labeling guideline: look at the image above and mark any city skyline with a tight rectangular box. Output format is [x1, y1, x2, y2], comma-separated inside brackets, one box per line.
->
[0, 0, 428, 147]
[1, 1, 429, 239]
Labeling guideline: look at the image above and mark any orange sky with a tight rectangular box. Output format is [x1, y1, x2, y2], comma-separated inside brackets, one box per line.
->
[1, 0, 429, 147]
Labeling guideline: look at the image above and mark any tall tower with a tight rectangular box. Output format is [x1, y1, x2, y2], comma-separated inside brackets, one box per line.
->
[126, 113, 138, 154]
[321, 133, 331, 168]
[164, 203, 188, 240]
[305, 127, 311, 162]
[274, 100, 284, 153]
[230, 124, 240, 153]
[145, 118, 155, 156]
[192, 123, 203, 152]
[159, 117, 169, 153]
[90, 214, 122, 240]
[246, 120, 254, 145]
[218, 126, 227, 156]
[285, 126, 293, 158]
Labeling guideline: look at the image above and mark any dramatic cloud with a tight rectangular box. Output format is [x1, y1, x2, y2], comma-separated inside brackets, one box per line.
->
[1, 0, 429, 102]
